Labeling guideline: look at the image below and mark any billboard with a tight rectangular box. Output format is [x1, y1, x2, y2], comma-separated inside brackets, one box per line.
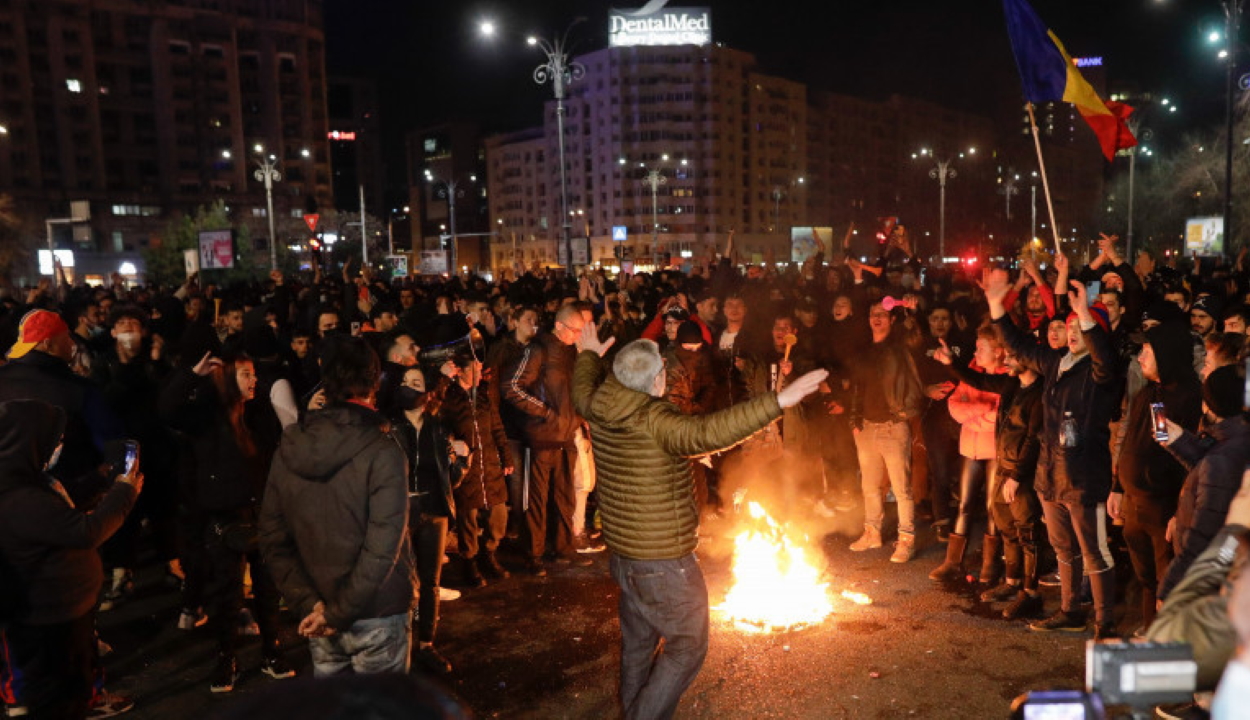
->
[385, 254, 409, 279]
[1185, 217, 1224, 256]
[419, 250, 448, 275]
[609, 3, 711, 47]
[790, 227, 833, 264]
[198, 230, 234, 270]
[37, 249, 74, 276]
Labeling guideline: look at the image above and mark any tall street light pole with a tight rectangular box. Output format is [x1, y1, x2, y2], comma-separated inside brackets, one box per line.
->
[252, 146, 281, 271]
[915, 146, 975, 259]
[930, 158, 956, 259]
[1223, 0, 1243, 254]
[529, 19, 585, 271]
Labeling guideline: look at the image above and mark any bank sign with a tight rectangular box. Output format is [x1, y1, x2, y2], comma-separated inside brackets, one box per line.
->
[609, 5, 712, 47]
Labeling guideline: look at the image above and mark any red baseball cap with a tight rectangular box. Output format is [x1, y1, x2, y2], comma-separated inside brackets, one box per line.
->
[8, 309, 70, 359]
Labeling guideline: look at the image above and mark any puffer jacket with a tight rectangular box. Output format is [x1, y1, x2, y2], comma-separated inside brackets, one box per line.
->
[1159, 417, 1250, 600]
[996, 315, 1120, 506]
[1147, 523, 1244, 690]
[500, 331, 581, 449]
[946, 362, 1003, 460]
[259, 403, 414, 631]
[946, 364, 1043, 491]
[572, 351, 781, 560]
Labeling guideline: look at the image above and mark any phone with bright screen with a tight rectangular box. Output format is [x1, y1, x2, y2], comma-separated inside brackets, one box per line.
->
[123, 440, 140, 475]
[1085, 280, 1101, 306]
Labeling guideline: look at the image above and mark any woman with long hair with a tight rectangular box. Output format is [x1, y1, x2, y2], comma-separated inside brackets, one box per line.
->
[160, 350, 294, 693]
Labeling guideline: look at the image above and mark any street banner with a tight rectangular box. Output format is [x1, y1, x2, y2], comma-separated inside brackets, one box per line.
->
[571, 237, 590, 266]
[198, 230, 234, 270]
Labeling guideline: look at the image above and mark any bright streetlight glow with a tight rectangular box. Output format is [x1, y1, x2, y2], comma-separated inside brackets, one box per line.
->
[479, 21, 495, 37]
[527, 36, 538, 46]
[221, 149, 231, 159]
[1219, 49, 1230, 59]
[1210, 31, 1222, 44]
[0, 125, 8, 135]
[118, 262, 137, 275]
[300, 148, 311, 158]
[1162, 98, 1170, 105]
[968, 147, 977, 154]
[253, 143, 263, 153]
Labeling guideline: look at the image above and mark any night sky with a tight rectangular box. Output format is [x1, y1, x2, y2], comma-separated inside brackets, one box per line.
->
[325, 0, 1230, 149]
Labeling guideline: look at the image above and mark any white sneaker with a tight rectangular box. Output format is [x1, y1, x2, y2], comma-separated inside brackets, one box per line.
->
[438, 587, 461, 602]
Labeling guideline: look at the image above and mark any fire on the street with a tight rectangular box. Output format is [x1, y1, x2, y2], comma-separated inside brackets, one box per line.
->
[715, 502, 836, 633]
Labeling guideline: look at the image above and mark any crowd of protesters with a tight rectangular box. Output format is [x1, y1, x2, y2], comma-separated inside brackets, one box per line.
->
[2, 224, 1250, 717]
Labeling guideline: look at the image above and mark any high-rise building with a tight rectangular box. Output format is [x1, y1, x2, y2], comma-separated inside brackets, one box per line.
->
[485, 41, 1002, 271]
[486, 44, 809, 270]
[0, 0, 330, 279]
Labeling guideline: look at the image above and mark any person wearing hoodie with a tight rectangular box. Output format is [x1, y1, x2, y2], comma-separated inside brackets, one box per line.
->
[259, 335, 416, 677]
[0, 400, 141, 719]
[1107, 320, 1204, 629]
[1157, 365, 1250, 601]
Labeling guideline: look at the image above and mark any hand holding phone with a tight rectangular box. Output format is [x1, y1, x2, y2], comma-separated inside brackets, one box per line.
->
[1149, 403, 1168, 442]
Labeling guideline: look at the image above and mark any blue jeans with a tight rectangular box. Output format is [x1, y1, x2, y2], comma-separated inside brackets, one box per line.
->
[854, 420, 915, 535]
[610, 553, 709, 720]
[308, 613, 411, 677]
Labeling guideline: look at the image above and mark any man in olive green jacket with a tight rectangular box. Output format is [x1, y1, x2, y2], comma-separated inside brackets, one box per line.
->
[572, 323, 826, 720]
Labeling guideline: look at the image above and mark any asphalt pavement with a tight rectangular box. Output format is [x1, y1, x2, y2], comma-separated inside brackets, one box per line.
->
[91, 508, 1114, 720]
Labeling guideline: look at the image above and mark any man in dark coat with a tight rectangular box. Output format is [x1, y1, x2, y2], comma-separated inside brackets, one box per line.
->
[260, 335, 415, 677]
[0, 400, 140, 719]
[500, 304, 586, 574]
[990, 271, 1122, 638]
[1158, 365, 1250, 600]
[440, 351, 514, 588]
[0, 309, 125, 508]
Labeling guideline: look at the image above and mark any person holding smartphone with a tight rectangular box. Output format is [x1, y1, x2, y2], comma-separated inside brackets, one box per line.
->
[1107, 320, 1203, 630]
[0, 400, 142, 719]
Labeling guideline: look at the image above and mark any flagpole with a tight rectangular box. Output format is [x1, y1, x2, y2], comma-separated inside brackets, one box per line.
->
[1025, 103, 1064, 255]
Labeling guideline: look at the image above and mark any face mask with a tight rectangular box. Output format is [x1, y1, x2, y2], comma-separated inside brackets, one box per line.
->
[396, 386, 428, 412]
[117, 331, 141, 351]
[45, 443, 64, 471]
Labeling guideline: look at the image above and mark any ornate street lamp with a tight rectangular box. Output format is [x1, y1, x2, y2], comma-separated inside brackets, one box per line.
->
[529, 19, 586, 268]
[252, 146, 281, 271]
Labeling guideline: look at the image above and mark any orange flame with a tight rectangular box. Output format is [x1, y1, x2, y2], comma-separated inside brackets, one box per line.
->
[715, 502, 834, 633]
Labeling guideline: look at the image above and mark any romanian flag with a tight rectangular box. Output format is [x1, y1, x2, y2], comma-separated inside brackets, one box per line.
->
[1003, 0, 1136, 161]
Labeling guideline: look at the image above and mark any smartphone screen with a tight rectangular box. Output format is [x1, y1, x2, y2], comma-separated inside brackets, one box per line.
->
[123, 440, 139, 475]
[1085, 280, 1101, 306]
[1149, 402, 1168, 442]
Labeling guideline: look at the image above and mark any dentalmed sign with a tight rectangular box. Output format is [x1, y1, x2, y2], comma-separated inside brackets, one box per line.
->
[609, 4, 712, 47]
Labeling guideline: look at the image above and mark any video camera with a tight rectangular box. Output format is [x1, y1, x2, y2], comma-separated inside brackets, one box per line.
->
[1013, 641, 1196, 719]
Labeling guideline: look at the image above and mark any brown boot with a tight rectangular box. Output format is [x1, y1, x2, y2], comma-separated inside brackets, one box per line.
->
[928, 533, 967, 581]
[979, 534, 1003, 587]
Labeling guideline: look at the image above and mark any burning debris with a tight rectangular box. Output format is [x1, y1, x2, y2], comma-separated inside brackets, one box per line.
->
[715, 501, 836, 633]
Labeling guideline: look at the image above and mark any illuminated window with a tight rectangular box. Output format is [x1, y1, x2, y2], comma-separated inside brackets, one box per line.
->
[66, 78, 82, 93]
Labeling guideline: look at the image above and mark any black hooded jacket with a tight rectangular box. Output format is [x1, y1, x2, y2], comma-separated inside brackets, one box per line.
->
[259, 403, 414, 631]
[1114, 321, 1204, 503]
[0, 400, 136, 625]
